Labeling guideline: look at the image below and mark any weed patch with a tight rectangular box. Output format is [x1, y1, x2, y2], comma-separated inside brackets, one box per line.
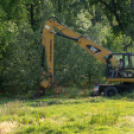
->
[90, 111, 120, 125]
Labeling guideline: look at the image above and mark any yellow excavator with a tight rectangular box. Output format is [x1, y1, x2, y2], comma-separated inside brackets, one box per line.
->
[32, 17, 134, 98]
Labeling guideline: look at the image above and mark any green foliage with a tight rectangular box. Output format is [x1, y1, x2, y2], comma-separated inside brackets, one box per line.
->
[0, 23, 42, 94]
[0, 0, 27, 58]
[0, 0, 134, 95]
[0, 0, 53, 94]
[88, 0, 134, 37]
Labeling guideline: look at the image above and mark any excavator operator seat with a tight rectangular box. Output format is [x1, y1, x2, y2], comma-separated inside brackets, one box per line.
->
[107, 53, 134, 78]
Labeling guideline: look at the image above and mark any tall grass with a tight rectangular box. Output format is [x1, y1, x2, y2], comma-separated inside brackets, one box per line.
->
[0, 94, 134, 133]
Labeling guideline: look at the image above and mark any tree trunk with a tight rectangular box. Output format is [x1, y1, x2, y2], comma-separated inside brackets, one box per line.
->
[57, 0, 62, 13]
[30, 4, 34, 25]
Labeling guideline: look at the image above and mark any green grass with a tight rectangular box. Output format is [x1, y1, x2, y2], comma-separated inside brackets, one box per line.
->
[1, 93, 134, 134]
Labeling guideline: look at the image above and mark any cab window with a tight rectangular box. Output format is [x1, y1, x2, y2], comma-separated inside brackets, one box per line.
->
[124, 55, 134, 69]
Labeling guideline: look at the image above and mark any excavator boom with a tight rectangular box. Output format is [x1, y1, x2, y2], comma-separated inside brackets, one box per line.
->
[42, 18, 111, 85]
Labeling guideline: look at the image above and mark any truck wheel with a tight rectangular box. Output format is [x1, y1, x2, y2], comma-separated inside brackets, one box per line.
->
[104, 87, 118, 97]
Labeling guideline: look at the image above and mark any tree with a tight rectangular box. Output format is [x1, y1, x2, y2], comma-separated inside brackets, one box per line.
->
[89, 0, 134, 36]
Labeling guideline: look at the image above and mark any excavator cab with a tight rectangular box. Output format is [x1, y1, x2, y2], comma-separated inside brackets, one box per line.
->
[107, 53, 134, 82]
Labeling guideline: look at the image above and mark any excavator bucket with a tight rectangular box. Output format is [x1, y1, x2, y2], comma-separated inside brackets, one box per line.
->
[40, 79, 51, 89]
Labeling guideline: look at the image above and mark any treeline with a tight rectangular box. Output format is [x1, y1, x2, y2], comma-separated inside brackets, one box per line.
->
[0, 0, 134, 94]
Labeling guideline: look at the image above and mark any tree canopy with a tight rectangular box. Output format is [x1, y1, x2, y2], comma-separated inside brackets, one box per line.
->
[0, 0, 134, 94]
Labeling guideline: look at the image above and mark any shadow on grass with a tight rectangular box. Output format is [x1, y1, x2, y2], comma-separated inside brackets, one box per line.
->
[0, 94, 33, 106]
[106, 90, 134, 101]
[29, 96, 108, 108]
[1, 89, 134, 107]
[0, 92, 108, 108]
